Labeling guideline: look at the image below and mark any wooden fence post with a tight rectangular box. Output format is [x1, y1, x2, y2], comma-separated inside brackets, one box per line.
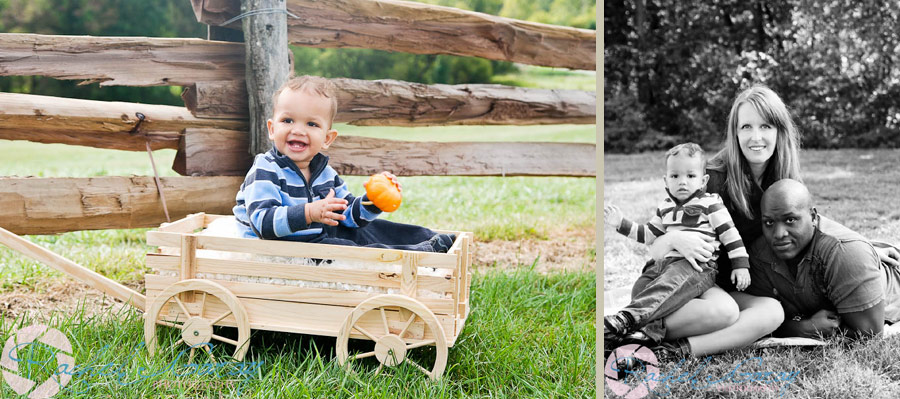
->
[241, 0, 291, 156]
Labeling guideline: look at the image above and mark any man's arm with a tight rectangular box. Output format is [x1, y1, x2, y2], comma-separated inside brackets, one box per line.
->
[821, 235, 885, 337]
[840, 300, 885, 337]
[774, 309, 841, 338]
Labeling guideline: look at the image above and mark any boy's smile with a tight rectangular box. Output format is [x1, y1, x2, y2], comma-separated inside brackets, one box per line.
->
[267, 87, 338, 178]
[286, 137, 309, 152]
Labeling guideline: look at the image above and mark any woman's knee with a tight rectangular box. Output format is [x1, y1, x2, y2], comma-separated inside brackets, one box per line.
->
[733, 293, 785, 333]
[706, 296, 740, 329]
[755, 297, 785, 329]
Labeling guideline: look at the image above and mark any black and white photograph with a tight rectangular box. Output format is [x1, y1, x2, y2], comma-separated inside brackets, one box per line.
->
[603, 1, 900, 398]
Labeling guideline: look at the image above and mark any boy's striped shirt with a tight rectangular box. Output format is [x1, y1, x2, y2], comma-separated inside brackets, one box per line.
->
[233, 149, 381, 241]
[616, 192, 750, 269]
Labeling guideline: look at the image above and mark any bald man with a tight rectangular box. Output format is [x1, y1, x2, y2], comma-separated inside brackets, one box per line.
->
[745, 179, 900, 338]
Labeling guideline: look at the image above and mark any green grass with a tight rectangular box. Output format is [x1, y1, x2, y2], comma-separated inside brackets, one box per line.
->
[0, 268, 595, 398]
[605, 334, 900, 398]
[0, 142, 180, 178]
[603, 148, 900, 398]
[491, 65, 596, 92]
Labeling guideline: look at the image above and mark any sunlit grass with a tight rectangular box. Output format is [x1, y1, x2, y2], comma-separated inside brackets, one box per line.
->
[491, 65, 596, 92]
[0, 269, 595, 398]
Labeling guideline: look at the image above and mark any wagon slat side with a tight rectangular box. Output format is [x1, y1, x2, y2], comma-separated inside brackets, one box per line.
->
[144, 214, 473, 377]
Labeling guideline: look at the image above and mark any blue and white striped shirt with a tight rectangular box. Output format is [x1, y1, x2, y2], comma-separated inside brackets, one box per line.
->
[233, 149, 381, 241]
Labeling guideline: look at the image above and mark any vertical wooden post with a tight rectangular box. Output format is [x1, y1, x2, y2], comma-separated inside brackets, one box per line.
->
[241, 0, 290, 156]
[401, 252, 418, 298]
[180, 234, 198, 302]
[453, 241, 462, 322]
[458, 235, 470, 317]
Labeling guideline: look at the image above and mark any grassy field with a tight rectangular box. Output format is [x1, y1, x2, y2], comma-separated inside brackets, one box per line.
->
[0, 268, 594, 398]
[491, 65, 597, 92]
[0, 68, 597, 398]
[603, 148, 900, 398]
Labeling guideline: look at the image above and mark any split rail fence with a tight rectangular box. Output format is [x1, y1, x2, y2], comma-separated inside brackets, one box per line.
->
[0, 0, 597, 235]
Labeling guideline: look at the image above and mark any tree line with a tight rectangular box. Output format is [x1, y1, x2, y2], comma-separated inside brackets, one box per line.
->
[0, 0, 595, 106]
[605, 0, 900, 151]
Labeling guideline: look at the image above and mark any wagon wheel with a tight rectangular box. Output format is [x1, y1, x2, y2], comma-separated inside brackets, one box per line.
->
[336, 294, 448, 380]
[144, 279, 250, 362]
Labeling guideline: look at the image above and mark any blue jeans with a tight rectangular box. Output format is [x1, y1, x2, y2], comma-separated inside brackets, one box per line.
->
[624, 257, 717, 342]
[313, 219, 440, 252]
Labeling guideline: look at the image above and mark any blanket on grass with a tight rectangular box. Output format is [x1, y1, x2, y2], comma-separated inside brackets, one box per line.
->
[603, 287, 900, 348]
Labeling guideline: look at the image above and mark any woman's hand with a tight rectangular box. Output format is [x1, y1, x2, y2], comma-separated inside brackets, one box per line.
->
[650, 230, 716, 271]
[876, 245, 900, 268]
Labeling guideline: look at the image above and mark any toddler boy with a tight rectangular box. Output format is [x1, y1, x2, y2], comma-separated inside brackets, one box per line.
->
[233, 75, 454, 252]
[604, 143, 750, 349]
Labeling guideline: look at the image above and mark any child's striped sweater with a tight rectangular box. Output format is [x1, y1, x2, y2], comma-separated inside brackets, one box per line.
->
[616, 191, 750, 269]
[233, 149, 382, 241]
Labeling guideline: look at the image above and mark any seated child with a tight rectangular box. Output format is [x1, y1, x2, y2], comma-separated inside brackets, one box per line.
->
[603, 143, 750, 349]
[233, 75, 454, 252]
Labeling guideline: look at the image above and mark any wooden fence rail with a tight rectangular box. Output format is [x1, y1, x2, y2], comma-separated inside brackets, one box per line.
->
[0, 90, 595, 176]
[0, 1, 596, 234]
[0, 176, 242, 235]
[192, 0, 596, 70]
[0, 33, 245, 87]
[0, 92, 245, 152]
[176, 130, 596, 177]
[184, 78, 596, 124]
[0, 34, 595, 124]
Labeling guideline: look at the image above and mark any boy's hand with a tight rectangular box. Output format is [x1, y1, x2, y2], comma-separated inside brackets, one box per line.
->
[731, 268, 751, 291]
[604, 204, 623, 227]
[305, 189, 348, 226]
[380, 171, 402, 192]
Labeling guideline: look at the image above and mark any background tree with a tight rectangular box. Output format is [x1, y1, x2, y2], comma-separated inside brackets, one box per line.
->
[0, 0, 205, 105]
[605, 0, 900, 152]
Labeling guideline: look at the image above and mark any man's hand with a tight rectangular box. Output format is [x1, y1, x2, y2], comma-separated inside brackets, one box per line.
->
[731, 268, 751, 291]
[604, 204, 623, 228]
[305, 189, 348, 226]
[809, 309, 841, 337]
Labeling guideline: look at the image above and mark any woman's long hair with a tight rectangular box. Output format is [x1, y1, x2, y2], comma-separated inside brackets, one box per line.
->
[708, 85, 802, 219]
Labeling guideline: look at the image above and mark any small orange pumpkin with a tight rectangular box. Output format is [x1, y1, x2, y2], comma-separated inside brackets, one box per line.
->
[364, 174, 402, 212]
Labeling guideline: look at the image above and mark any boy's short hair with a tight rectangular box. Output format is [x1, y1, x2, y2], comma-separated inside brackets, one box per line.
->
[272, 75, 339, 126]
[665, 142, 706, 166]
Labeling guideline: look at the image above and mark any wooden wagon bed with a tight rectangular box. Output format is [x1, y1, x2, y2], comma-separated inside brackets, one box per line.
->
[143, 213, 473, 379]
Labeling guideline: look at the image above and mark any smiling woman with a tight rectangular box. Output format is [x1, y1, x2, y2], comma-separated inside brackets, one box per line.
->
[613, 85, 803, 361]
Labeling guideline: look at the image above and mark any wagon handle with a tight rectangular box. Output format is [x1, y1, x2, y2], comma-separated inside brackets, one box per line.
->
[0, 226, 146, 311]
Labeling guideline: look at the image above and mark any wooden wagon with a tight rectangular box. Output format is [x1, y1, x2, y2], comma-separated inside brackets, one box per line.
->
[0, 213, 473, 380]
